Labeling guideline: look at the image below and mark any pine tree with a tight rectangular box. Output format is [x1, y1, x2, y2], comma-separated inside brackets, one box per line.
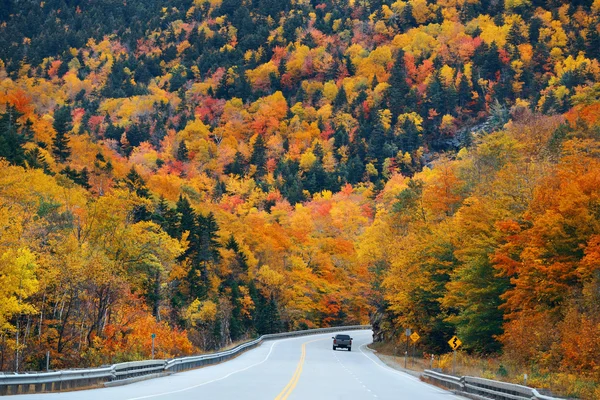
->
[586, 23, 600, 60]
[542, 90, 558, 114]
[344, 54, 355, 75]
[24, 147, 52, 174]
[387, 50, 413, 121]
[176, 140, 189, 162]
[399, 2, 417, 29]
[229, 282, 245, 341]
[346, 154, 365, 184]
[457, 74, 472, 109]
[367, 114, 387, 173]
[226, 151, 247, 176]
[153, 196, 170, 232]
[212, 179, 227, 201]
[187, 212, 221, 299]
[426, 72, 446, 116]
[333, 85, 348, 109]
[0, 106, 26, 166]
[52, 106, 72, 162]
[250, 134, 267, 179]
[216, 72, 229, 98]
[176, 195, 197, 239]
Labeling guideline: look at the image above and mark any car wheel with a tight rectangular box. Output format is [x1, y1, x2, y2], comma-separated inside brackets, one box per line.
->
[333, 346, 336, 350]
[348, 347, 351, 351]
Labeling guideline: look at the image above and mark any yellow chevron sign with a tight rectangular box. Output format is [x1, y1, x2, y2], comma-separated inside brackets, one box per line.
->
[448, 336, 462, 350]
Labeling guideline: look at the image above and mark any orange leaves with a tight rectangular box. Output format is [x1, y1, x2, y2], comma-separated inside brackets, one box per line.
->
[558, 309, 600, 374]
[581, 235, 600, 278]
[248, 91, 288, 134]
[47, 60, 63, 78]
[565, 102, 600, 127]
[0, 89, 33, 115]
[101, 303, 195, 361]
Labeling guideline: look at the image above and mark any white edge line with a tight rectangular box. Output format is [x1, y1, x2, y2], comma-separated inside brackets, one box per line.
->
[125, 340, 279, 400]
[358, 342, 465, 400]
[125, 332, 347, 400]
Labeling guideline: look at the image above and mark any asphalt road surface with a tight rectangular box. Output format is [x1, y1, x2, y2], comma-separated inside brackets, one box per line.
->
[9, 330, 464, 400]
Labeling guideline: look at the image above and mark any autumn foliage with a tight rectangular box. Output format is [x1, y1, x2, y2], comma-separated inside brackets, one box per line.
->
[1, 0, 600, 396]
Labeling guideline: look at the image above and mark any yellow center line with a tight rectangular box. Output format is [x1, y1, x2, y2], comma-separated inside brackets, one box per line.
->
[274, 338, 325, 400]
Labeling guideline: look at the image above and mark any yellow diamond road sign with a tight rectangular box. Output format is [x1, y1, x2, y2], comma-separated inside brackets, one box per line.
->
[448, 335, 462, 350]
[410, 332, 420, 343]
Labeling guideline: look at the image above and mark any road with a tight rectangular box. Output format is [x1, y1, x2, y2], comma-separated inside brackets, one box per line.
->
[8, 330, 464, 400]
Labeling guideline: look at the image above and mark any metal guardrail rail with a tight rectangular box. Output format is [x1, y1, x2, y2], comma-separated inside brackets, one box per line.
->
[423, 369, 566, 400]
[0, 325, 370, 395]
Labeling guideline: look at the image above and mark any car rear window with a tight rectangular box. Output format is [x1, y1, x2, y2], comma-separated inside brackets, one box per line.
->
[336, 334, 350, 340]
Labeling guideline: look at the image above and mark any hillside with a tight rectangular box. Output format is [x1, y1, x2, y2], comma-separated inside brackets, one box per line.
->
[1, 0, 600, 397]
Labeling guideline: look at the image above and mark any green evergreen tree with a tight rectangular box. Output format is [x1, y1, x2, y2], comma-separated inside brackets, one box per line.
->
[333, 85, 348, 109]
[52, 106, 72, 162]
[24, 147, 53, 174]
[226, 151, 247, 176]
[176, 140, 189, 162]
[124, 167, 150, 198]
[0, 106, 26, 166]
[250, 134, 267, 179]
[586, 22, 600, 60]
[387, 50, 414, 121]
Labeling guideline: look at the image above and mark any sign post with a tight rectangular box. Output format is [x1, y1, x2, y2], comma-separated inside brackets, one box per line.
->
[404, 328, 411, 369]
[447, 335, 462, 375]
[409, 332, 420, 367]
[151, 333, 156, 359]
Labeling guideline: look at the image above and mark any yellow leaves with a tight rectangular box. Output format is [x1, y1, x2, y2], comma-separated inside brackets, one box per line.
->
[323, 81, 338, 102]
[180, 119, 211, 141]
[366, 162, 379, 177]
[468, 15, 509, 46]
[246, 61, 278, 91]
[552, 54, 600, 84]
[379, 109, 392, 130]
[505, 0, 531, 11]
[392, 30, 438, 59]
[410, 0, 431, 24]
[390, 0, 407, 14]
[256, 265, 284, 293]
[440, 114, 456, 131]
[369, 45, 393, 67]
[299, 150, 317, 170]
[539, 20, 568, 48]
[439, 65, 455, 86]
[185, 299, 218, 326]
[316, 104, 333, 120]
[329, 198, 368, 238]
[381, 5, 394, 20]
[396, 112, 424, 131]
[355, 45, 393, 81]
[0, 247, 38, 331]
[248, 91, 288, 134]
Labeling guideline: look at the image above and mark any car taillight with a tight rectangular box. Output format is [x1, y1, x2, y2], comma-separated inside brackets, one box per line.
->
[334, 339, 337, 344]
[350, 340, 352, 345]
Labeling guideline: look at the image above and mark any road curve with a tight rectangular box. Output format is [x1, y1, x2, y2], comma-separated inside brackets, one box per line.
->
[8, 330, 464, 400]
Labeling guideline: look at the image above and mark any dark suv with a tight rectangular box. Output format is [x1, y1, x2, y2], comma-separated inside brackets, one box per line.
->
[332, 334, 352, 351]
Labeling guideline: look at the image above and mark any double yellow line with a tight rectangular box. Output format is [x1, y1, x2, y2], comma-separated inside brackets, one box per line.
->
[274, 338, 324, 400]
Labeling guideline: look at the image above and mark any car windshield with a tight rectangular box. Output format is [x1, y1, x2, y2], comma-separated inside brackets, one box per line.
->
[336, 335, 350, 340]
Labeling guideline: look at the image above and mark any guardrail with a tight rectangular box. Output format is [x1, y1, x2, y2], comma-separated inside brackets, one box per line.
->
[165, 325, 369, 373]
[0, 325, 370, 395]
[423, 369, 565, 400]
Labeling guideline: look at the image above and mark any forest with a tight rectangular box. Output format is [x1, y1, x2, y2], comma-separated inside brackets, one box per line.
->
[1, 0, 600, 397]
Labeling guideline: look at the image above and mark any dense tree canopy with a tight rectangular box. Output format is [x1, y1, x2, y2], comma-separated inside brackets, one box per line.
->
[1, 1, 600, 397]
